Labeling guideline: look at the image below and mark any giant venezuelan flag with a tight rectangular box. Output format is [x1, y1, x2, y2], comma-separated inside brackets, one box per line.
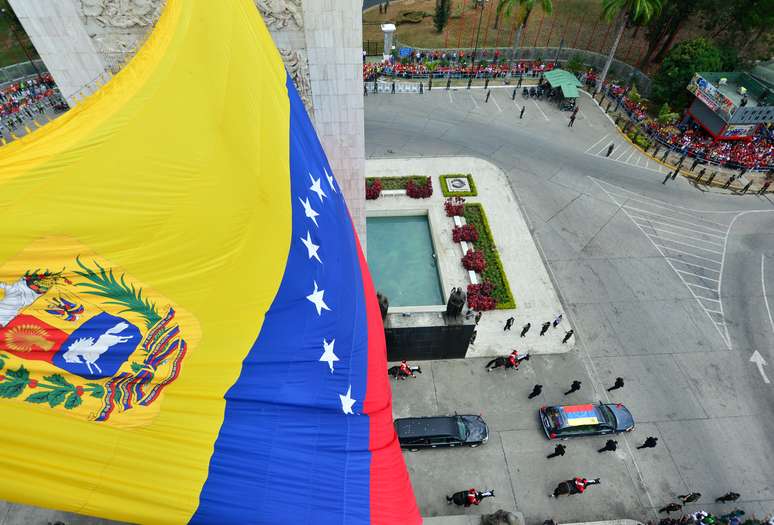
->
[0, 1, 420, 523]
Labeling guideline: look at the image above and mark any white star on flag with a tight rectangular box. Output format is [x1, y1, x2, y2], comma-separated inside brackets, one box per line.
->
[320, 338, 338, 373]
[339, 385, 356, 415]
[298, 196, 319, 227]
[306, 280, 330, 315]
[300, 231, 321, 263]
[324, 167, 337, 193]
[309, 173, 327, 202]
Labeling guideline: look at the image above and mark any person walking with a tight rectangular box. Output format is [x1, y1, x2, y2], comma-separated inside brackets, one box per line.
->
[485, 90, 491, 103]
[659, 503, 682, 514]
[741, 180, 753, 194]
[517, 75, 523, 88]
[552, 314, 563, 328]
[546, 444, 565, 459]
[520, 106, 525, 119]
[564, 380, 581, 395]
[716, 491, 741, 503]
[690, 158, 700, 171]
[475, 311, 482, 325]
[607, 377, 624, 391]
[606, 143, 614, 157]
[568, 114, 576, 127]
[520, 322, 531, 337]
[679, 492, 701, 503]
[696, 167, 706, 182]
[759, 180, 771, 194]
[561, 329, 574, 344]
[662, 172, 671, 185]
[540, 322, 551, 336]
[504, 317, 515, 331]
[636, 436, 658, 449]
[723, 176, 735, 189]
[528, 384, 543, 399]
[598, 439, 617, 453]
[470, 330, 477, 346]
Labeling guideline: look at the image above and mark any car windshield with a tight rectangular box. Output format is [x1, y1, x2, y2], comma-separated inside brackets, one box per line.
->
[598, 404, 615, 426]
[457, 418, 469, 440]
[545, 407, 562, 429]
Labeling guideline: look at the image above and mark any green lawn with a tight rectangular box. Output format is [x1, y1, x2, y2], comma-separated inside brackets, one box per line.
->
[0, 4, 39, 68]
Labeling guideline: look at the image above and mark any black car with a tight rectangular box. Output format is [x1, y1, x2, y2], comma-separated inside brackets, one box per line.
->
[539, 402, 635, 439]
[394, 415, 489, 451]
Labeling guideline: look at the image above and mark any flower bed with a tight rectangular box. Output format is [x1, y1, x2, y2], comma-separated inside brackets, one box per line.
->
[439, 173, 478, 197]
[365, 175, 429, 191]
[444, 197, 466, 217]
[406, 176, 432, 198]
[463, 203, 515, 309]
[462, 249, 486, 272]
[366, 178, 382, 200]
[467, 282, 497, 311]
[452, 224, 478, 243]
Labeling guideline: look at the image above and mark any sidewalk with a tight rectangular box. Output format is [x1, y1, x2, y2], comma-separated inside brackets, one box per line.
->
[366, 156, 571, 357]
[423, 516, 643, 525]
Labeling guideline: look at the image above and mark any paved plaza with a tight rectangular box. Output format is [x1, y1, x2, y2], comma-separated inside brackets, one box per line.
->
[367, 87, 774, 523]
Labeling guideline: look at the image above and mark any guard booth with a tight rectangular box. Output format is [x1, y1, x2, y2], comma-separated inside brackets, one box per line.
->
[543, 69, 582, 111]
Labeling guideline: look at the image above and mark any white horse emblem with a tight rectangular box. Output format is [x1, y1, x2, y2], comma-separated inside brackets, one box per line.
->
[62, 322, 133, 375]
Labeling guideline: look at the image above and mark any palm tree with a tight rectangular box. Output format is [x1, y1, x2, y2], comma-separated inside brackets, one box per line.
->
[496, 0, 553, 61]
[595, 0, 662, 93]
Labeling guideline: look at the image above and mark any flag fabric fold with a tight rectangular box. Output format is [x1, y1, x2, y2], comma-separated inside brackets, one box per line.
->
[0, 0, 419, 523]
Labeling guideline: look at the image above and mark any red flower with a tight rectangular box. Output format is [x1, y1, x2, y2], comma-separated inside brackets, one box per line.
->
[462, 249, 487, 272]
[75, 386, 84, 397]
[452, 224, 479, 243]
[0, 375, 5, 381]
[406, 177, 432, 198]
[28, 379, 38, 388]
[366, 179, 382, 200]
[444, 197, 466, 217]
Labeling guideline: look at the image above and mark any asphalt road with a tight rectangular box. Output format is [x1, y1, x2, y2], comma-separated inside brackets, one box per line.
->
[367, 86, 774, 522]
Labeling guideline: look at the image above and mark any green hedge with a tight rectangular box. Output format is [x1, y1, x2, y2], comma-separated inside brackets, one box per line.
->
[463, 203, 516, 309]
[366, 175, 427, 191]
[439, 173, 478, 197]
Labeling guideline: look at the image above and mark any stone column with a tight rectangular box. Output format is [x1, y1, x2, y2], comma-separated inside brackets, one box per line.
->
[301, 0, 366, 248]
[381, 23, 395, 59]
[8, 0, 107, 106]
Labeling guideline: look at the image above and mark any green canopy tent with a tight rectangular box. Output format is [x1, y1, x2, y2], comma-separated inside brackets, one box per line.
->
[542, 68, 582, 109]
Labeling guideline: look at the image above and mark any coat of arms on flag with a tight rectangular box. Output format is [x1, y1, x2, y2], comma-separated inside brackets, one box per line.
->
[0, 237, 198, 427]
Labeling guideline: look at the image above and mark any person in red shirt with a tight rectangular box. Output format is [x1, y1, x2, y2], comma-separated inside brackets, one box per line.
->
[508, 350, 519, 369]
[466, 488, 480, 506]
[574, 477, 588, 493]
[398, 360, 413, 379]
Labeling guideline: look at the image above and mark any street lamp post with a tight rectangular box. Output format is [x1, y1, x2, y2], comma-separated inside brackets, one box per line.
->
[471, 0, 488, 70]
[1, 7, 40, 77]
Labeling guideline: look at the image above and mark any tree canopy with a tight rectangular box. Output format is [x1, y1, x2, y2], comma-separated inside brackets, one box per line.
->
[650, 37, 726, 111]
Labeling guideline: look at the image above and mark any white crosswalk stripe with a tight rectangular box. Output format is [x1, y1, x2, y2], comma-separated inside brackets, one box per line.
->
[590, 177, 734, 348]
[584, 135, 666, 173]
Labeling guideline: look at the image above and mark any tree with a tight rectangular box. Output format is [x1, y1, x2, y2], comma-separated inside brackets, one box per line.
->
[596, 0, 662, 93]
[499, 0, 553, 61]
[698, 0, 774, 62]
[650, 37, 724, 112]
[433, 0, 453, 33]
[657, 103, 679, 125]
[639, 0, 699, 69]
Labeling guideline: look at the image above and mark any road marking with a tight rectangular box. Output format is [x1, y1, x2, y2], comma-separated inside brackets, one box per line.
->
[763, 255, 774, 337]
[654, 244, 721, 265]
[591, 177, 731, 348]
[639, 225, 724, 247]
[646, 234, 724, 255]
[626, 207, 725, 235]
[705, 308, 724, 315]
[615, 147, 629, 161]
[632, 220, 723, 247]
[532, 99, 549, 121]
[750, 351, 770, 384]
[687, 282, 721, 293]
[491, 93, 503, 113]
[469, 92, 479, 110]
[626, 214, 726, 239]
[512, 98, 522, 112]
[448, 90, 454, 104]
[585, 134, 609, 153]
[675, 269, 720, 282]
[666, 258, 721, 273]
[625, 148, 637, 164]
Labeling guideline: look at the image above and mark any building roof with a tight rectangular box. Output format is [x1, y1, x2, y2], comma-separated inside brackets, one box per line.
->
[543, 69, 582, 99]
[751, 60, 774, 91]
[699, 71, 772, 107]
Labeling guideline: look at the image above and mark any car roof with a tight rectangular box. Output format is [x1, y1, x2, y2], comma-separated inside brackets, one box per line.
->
[554, 403, 603, 428]
[395, 416, 460, 438]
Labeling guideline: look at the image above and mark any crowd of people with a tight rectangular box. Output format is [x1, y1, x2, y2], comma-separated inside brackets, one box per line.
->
[648, 510, 773, 525]
[0, 73, 65, 136]
[600, 81, 773, 171]
[363, 52, 555, 82]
